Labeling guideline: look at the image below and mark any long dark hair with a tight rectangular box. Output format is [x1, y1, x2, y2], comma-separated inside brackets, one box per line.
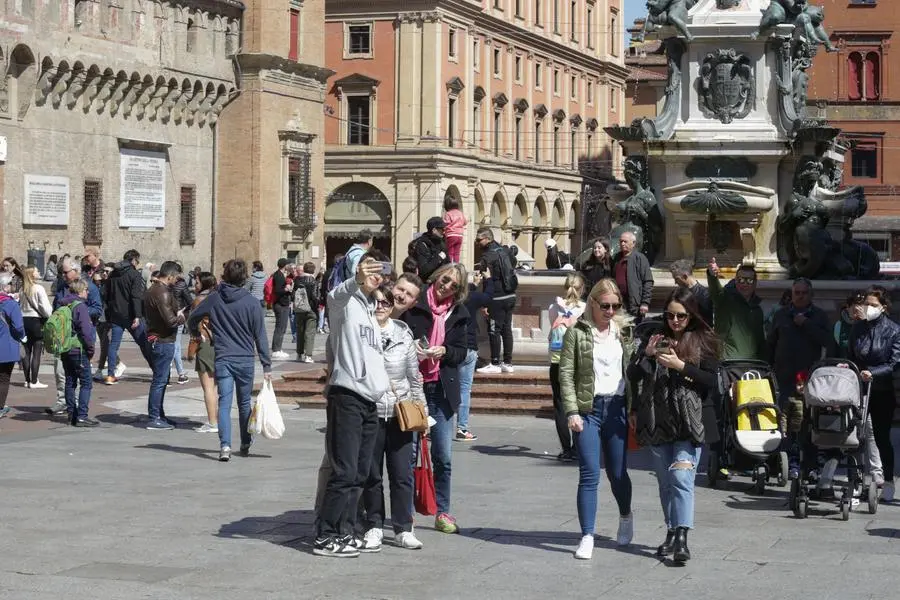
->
[662, 287, 720, 365]
[587, 238, 611, 270]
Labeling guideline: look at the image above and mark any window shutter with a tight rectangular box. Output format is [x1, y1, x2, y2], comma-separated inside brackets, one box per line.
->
[180, 186, 196, 245]
[83, 180, 103, 245]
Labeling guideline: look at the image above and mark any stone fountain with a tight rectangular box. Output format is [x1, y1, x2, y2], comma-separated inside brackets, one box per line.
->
[606, 0, 880, 281]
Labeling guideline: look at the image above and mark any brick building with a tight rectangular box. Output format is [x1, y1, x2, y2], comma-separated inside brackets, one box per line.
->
[807, 0, 900, 261]
[323, 0, 628, 269]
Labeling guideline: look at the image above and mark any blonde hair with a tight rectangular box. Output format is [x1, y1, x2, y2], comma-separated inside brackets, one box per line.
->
[587, 278, 633, 333]
[429, 262, 469, 306]
[21, 265, 37, 298]
[68, 280, 88, 295]
[563, 273, 586, 307]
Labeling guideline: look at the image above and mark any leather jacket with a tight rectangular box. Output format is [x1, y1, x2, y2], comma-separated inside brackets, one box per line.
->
[144, 282, 183, 342]
[849, 314, 900, 391]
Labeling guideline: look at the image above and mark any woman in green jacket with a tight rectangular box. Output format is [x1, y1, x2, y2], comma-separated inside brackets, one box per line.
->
[559, 278, 637, 560]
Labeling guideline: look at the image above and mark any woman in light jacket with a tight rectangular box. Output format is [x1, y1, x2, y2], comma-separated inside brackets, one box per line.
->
[19, 266, 52, 389]
[359, 283, 426, 551]
[559, 278, 636, 560]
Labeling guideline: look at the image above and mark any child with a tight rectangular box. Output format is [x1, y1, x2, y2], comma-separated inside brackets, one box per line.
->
[443, 196, 467, 263]
[58, 280, 98, 427]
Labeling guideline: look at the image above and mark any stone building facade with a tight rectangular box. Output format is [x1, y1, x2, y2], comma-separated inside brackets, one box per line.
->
[323, 0, 628, 270]
[0, 0, 240, 269]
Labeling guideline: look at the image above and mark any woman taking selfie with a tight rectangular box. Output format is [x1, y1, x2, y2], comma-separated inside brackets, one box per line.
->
[402, 262, 470, 534]
[629, 287, 720, 564]
[559, 278, 636, 560]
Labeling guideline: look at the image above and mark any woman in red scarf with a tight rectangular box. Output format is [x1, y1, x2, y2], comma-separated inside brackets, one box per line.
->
[401, 262, 470, 534]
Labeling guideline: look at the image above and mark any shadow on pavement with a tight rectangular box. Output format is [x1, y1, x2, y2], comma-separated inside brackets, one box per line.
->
[217, 509, 316, 552]
[462, 527, 660, 559]
[469, 444, 659, 471]
[8, 405, 56, 423]
[133, 442, 273, 461]
[721, 491, 791, 512]
[867, 527, 899, 538]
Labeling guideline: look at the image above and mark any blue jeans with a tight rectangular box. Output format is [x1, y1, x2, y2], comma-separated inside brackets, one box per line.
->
[424, 380, 455, 515]
[216, 360, 255, 450]
[317, 307, 326, 330]
[172, 327, 185, 376]
[148, 342, 175, 420]
[456, 349, 477, 431]
[107, 321, 151, 377]
[574, 394, 632, 535]
[62, 350, 93, 420]
[651, 441, 702, 530]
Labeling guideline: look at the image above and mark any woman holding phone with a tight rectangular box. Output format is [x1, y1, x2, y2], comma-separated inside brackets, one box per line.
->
[402, 262, 470, 534]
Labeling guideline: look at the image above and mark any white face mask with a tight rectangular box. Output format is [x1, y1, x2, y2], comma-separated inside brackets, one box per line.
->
[865, 305, 883, 322]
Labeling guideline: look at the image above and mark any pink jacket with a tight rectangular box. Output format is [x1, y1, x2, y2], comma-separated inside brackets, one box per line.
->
[443, 209, 467, 237]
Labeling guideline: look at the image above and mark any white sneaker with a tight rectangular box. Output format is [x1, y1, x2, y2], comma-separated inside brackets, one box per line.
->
[24, 382, 29, 389]
[194, 423, 219, 433]
[477, 364, 502, 375]
[114, 362, 127, 379]
[30, 381, 48, 389]
[882, 480, 895, 502]
[395, 531, 423, 550]
[360, 527, 383, 552]
[574, 534, 594, 560]
[273, 351, 290, 360]
[616, 513, 634, 546]
[303, 355, 314, 364]
[500, 363, 515, 373]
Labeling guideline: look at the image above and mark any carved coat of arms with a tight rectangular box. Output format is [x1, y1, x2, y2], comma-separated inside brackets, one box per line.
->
[699, 49, 754, 124]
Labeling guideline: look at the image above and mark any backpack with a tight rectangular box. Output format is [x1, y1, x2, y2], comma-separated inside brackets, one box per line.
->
[263, 276, 276, 306]
[328, 246, 364, 292]
[293, 280, 313, 313]
[496, 247, 519, 294]
[548, 309, 577, 352]
[43, 301, 83, 355]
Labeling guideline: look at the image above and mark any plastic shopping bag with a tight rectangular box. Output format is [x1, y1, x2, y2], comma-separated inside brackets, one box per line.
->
[249, 379, 285, 440]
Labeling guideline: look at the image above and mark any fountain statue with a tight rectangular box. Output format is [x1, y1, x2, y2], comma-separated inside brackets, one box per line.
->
[604, 0, 879, 280]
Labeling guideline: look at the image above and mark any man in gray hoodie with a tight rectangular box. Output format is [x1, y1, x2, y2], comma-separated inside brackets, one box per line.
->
[314, 253, 390, 558]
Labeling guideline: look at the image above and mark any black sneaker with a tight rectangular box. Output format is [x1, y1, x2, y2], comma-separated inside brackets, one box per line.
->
[239, 443, 251, 457]
[74, 417, 100, 427]
[313, 536, 360, 558]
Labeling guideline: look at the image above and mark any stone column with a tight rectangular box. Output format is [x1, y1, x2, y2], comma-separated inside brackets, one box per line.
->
[421, 13, 442, 139]
[396, 14, 422, 145]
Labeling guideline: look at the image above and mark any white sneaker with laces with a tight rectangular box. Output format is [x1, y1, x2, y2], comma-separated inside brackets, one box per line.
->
[477, 364, 502, 375]
[30, 381, 48, 389]
[360, 527, 383, 552]
[500, 363, 515, 373]
[303, 355, 314, 363]
[114, 362, 127, 379]
[574, 534, 594, 560]
[617, 513, 634, 546]
[194, 423, 219, 433]
[395, 531, 423, 549]
[882, 480, 895, 502]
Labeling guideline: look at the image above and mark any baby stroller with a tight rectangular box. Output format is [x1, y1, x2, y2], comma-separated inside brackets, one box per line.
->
[789, 359, 877, 520]
[709, 360, 788, 494]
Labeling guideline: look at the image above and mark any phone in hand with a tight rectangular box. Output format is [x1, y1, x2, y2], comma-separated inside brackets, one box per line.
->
[656, 338, 671, 353]
[418, 335, 430, 350]
[378, 261, 393, 276]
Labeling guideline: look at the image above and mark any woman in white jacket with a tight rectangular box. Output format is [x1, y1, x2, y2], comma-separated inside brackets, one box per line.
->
[359, 283, 426, 552]
[548, 273, 587, 461]
[19, 266, 52, 388]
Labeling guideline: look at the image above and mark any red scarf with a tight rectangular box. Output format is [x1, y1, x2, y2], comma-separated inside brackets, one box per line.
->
[421, 285, 454, 383]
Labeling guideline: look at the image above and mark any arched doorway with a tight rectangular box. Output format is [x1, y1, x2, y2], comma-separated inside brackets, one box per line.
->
[325, 182, 392, 265]
[533, 196, 549, 267]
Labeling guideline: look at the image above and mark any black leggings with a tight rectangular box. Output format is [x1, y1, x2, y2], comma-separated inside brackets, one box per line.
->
[550, 363, 574, 453]
[21, 340, 43, 385]
[0, 362, 13, 409]
[869, 388, 896, 480]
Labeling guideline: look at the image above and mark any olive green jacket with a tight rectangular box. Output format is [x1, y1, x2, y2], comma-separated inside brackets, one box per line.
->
[559, 317, 638, 416]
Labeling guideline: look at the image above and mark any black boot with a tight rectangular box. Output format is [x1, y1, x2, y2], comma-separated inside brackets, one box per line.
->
[656, 529, 676, 557]
[673, 527, 691, 563]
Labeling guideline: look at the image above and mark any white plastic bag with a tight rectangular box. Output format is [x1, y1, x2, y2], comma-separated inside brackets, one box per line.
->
[250, 380, 285, 440]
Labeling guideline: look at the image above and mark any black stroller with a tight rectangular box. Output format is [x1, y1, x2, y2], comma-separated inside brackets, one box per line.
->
[789, 359, 877, 520]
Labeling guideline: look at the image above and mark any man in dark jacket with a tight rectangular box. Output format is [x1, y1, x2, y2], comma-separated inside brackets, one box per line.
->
[707, 257, 766, 360]
[410, 217, 450, 282]
[105, 249, 151, 384]
[188, 259, 271, 461]
[58, 279, 98, 427]
[294, 262, 319, 363]
[169, 271, 194, 384]
[271, 258, 293, 359]
[670, 259, 713, 325]
[474, 227, 517, 374]
[143, 261, 186, 430]
[613, 231, 654, 321]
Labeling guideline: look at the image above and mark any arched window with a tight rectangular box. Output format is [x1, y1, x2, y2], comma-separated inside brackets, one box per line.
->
[864, 52, 880, 100]
[848, 52, 862, 101]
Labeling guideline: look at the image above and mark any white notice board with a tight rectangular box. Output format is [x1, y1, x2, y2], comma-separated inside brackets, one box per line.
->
[119, 148, 166, 228]
[24, 174, 69, 225]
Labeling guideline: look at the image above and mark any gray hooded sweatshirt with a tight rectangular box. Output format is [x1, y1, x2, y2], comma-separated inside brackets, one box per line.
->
[325, 277, 389, 403]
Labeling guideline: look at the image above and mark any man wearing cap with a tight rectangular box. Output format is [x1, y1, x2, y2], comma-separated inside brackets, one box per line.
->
[409, 217, 450, 282]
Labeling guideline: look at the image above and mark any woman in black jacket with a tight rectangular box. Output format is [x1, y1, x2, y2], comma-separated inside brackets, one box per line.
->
[848, 286, 900, 501]
[402, 262, 470, 535]
[628, 287, 720, 565]
[579, 239, 611, 294]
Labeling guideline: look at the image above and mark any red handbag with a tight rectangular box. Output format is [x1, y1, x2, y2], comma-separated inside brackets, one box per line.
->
[414, 436, 438, 516]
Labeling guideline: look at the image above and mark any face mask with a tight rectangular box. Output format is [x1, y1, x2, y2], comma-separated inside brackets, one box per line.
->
[865, 305, 883, 322]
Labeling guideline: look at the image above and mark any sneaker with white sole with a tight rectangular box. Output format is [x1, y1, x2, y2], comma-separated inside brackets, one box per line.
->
[500, 363, 515, 373]
[477, 364, 502, 375]
[303, 355, 314, 363]
[313, 535, 360, 558]
[574, 534, 594, 560]
[395, 531, 423, 549]
[359, 528, 383, 552]
[194, 423, 219, 433]
[30, 381, 48, 389]
[114, 362, 127, 379]
[882, 480, 895, 502]
[617, 513, 634, 546]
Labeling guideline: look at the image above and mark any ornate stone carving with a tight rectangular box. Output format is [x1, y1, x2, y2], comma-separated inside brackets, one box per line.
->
[64, 69, 89, 109]
[611, 156, 663, 264]
[680, 182, 749, 214]
[716, 0, 739, 8]
[0, 55, 9, 115]
[643, 0, 694, 42]
[699, 48, 753, 124]
[685, 157, 757, 181]
[49, 69, 75, 108]
[758, 1, 838, 53]
[157, 85, 183, 122]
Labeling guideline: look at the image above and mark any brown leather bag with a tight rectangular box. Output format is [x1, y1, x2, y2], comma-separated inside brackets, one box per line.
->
[187, 338, 201, 360]
[395, 400, 428, 433]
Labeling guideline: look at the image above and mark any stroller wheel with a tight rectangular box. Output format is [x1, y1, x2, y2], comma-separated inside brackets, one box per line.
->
[841, 500, 851, 521]
[868, 481, 879, 515]
[789, 478, 800, 511]
[795, 497, 808, 519]
[777, 451, 789, 488]
[754, 466, 767, 495]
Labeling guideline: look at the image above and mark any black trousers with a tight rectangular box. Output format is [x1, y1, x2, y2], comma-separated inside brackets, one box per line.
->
[21, 316, 44, 384]
[869, 388, 896, 480]
[317, 387, 379, 538]
[362, 417, 415, 534]
[271, 303, 290, 352]
[0, 362, 13, 409]
[550, 363, 574, 453]
[488, 297, 516, 365]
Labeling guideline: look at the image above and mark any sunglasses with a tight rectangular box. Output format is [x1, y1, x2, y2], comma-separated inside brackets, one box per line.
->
[594, 300, 622, 311]
[664, 311, 690, 322]
[439, 275, 460, 292]
[375, 299, 393, 309]
[735, 277, 756, 285]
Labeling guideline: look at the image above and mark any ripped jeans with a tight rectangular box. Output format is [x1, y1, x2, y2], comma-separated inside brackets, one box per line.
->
[651, 441, 702, 530]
